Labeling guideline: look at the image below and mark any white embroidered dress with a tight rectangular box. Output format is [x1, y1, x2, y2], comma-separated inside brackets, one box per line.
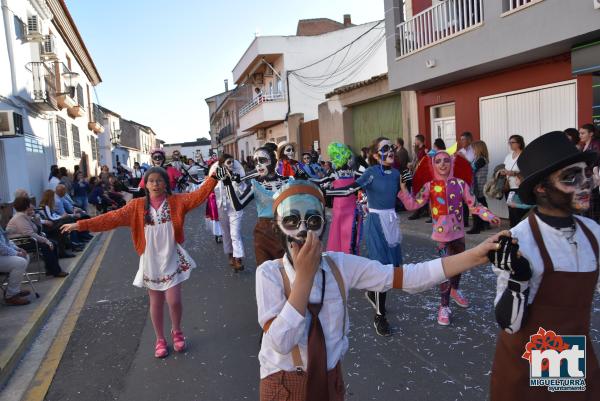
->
[133, 200, 196, 290]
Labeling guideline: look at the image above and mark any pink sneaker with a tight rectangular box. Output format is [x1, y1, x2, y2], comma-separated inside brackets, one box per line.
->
[450, 288, 469, 308]
[155, 338, 168, 358]
[437, 306, 451, 326]
[171, 330, 186, 352]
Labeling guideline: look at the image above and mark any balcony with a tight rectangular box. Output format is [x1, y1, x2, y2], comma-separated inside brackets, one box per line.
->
[218, 124, 234, 141]
[502, 0, 542, 15]
[88, 121, 104, 134]
[238, 92, 287, 132]
[397, 0, 483, 58]
[26, 62, 58, 112]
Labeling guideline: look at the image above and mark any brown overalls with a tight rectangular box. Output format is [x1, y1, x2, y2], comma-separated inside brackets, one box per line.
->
[490, 214, 600, 400]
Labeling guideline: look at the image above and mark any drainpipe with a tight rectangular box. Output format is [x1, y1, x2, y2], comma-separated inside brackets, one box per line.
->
[1, 0, 18, 96]
[285, 70, 291, 121]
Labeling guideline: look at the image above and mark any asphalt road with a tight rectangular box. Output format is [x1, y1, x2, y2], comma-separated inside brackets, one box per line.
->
[44, 205, 600, 401]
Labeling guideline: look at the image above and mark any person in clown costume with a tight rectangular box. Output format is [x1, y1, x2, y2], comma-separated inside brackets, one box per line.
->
[398, 149, 500, 325]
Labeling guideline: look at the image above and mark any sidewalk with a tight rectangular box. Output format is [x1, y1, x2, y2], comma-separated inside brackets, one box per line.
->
[0, 234, 103, 387]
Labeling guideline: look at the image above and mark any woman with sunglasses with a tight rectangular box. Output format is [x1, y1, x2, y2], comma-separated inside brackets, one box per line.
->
[326, 137, 402, 336]
[398, 150, 500, 325]
[218, 143, 288, 267]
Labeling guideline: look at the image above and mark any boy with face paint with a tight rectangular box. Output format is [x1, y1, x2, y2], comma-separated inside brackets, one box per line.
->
[256, 180, 508, 401]
[488, 131, 600, 401]
[398, 151, 500, 325]
[218, 144, 288, 266]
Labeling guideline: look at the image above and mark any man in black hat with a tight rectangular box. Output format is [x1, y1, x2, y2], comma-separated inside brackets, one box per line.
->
[488, 131, 599, 401]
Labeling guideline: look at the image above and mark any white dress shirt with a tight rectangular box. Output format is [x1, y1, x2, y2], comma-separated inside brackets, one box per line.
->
[494, 215, 600, 307]
[256, 252, 446, 378]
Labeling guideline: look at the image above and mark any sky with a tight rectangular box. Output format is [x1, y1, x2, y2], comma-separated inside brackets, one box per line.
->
[66, 0, 385, 144]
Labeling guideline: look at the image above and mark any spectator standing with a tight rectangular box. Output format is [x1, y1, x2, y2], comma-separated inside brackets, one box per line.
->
[502, 134, 526, 227]
[73, 171, 90, 211]
[130, 162, 144, 187]
[580, 123, 600, 222]
[47, 165, 61, 191]
[408, 134, 430, 220]
[458, 131, 475, 163]
[467, 141, 491, 234]
[394, 138, 411, 172]
[59, 167, 73, 194]
[433, 138, 446, 151]
[99, 165, 111, 187]
[0, 225, 30, 305]
[7, 197, 68, 277]
[564, 128, 581, 148]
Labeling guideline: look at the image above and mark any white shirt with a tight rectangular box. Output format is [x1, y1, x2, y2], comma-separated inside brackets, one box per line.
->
[47, 176, 61, 191]
[459, 146, 475, 163]
[256, 252, 446, 378]
[503, 152, 520, 190]
[494, 215, 600, 306]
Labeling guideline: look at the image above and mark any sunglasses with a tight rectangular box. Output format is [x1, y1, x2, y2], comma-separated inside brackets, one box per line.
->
[378, 145, 396, 154]
[434, 157, 451, 164]
[279, 214, 324, 231]
[558, 167, 593, 187]
[152, 155, 164, 161]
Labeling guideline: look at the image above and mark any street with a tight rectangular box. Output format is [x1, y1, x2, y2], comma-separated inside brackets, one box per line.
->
[36, 205, 600, 401]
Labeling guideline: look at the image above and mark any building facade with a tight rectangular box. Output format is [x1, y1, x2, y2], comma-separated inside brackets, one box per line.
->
[0, 0, 102, 202]
[384, 0, 600, 216]
[226, 15, 388, 154]
[162, 138, 212, 162]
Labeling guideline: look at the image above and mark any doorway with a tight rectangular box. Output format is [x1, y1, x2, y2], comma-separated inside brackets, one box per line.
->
[430, 103, 456, 149]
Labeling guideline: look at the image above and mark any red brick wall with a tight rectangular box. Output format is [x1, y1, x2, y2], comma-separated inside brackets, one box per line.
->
[416, 54, 592, 146]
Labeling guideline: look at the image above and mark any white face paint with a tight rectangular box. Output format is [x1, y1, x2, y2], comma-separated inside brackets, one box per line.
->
[276, 195, 325, 245]
[224, 158, 234, 172]
[376, 139, 395, 166]
[253, 150, 272, 177]
[284, 145, 295, 160]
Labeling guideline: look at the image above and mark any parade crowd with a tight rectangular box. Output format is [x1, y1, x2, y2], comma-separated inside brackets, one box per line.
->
[2, 124, 599, 400]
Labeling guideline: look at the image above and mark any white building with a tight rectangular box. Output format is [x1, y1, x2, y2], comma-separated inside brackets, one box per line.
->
[231, 16, 387, 148]
[163, 138, 212, 162]
[0, 0, 102, 202]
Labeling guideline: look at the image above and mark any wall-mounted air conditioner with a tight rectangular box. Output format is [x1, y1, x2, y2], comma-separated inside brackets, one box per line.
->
[40, 35, 57, 60]
[0, 111, 24, 138]
[26, 15, 43, 41]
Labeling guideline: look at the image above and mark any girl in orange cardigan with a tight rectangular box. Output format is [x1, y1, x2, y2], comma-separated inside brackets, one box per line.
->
[62, 167, 218, 358]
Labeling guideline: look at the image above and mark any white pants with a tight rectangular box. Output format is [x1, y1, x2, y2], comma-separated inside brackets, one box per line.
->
[218, 207, 244, 258]
[0, 255, 29, 297]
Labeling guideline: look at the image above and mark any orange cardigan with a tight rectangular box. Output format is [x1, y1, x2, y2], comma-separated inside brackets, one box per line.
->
[78, 177, 218, 255]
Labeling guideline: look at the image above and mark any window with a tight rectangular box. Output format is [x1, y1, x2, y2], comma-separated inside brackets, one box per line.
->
[14, 16, 25, 39]
[95, 137, 100, 161]
[57, 117, 69, 157]
[76, 84, 84, 107]
[25, 134, 44, 153]
[72, 124, 81, 158]
[90, 135, 97, 160]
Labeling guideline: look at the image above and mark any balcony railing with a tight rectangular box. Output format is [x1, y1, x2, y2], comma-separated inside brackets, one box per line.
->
[396, 0, 483, 58]
[218, 124, 234, 140]
[503, 0, 540, 13]
[26, 61, 58, 110]
[239, 92, 285, 118]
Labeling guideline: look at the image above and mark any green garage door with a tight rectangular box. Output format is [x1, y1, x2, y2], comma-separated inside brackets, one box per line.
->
[352, 95, 402, 150]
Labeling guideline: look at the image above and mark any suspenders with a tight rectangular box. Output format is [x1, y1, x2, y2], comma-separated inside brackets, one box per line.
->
[278, 254, 347, 372]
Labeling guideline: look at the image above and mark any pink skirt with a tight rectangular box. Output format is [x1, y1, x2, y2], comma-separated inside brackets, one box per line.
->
[205, 192, 222, 236]
[327, 178, 357, 254]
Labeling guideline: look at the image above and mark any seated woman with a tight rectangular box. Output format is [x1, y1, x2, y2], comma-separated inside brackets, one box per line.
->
[39, 189, 83, 253]
[88, 177, 117, 213]
[6, 197, 68, 277]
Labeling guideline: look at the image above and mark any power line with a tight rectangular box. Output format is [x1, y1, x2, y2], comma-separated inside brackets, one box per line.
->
[289, 20, 384, 73]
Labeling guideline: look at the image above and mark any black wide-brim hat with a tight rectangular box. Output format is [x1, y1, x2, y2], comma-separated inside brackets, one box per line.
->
[518, 131, 597, 205]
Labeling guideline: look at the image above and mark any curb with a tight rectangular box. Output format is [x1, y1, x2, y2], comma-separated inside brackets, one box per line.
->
[0, 233, 104, 387]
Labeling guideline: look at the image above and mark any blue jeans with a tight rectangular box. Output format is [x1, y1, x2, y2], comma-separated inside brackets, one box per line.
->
[74, 195, 88, 211]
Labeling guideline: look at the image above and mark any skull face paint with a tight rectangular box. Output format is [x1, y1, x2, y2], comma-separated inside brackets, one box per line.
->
[276, 194, 325, 247]
[284, 145, 295, 160]
[224, 158, 234, 172]
[253, 149, 272, 177]
[375, 139, 395, 167]
[541, 162, 592, 213]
